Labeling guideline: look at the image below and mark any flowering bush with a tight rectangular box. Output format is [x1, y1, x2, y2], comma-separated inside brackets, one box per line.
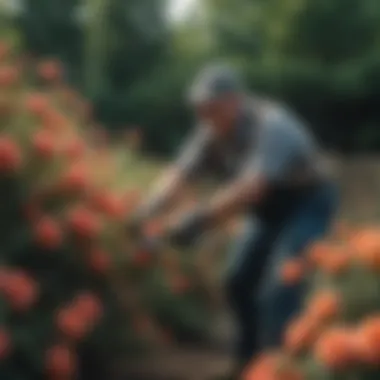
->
[243, 226, 380, 380]
[0, 40, 216, 379]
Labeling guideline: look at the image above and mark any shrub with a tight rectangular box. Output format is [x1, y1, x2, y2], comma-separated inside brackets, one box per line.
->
[243, 225, 380, 380]
[0, 40, 215, 379]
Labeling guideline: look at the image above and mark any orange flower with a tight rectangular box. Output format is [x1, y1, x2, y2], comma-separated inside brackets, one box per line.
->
[284, 315, 320, 355]
[280, 259, 305, 286]
[1, 271, 39, 312]
[37, 59, 63, 82]
[306, 291, 340, 322]
[90, 191, 126, 220]
[42, 109, 70, 132]
[353, 316, 380, 364]
[32, 130, 57, 159]
[314, 327, 356, 370]
[276, 365, 304, 380]
[56, 307, 88, 341]
[67, 206, 102, 239]
[24, 93, 50, 118]
[73, 292, 103, 322]
[318, 247, 351, 275]
[307, 241, 331, 268]
[0, 66, 19, 87]
[34, 216, 63, 250]
[45, 345, 77, 378]
[350, 229, 380, 271]
[62, 138, 86, 160]
[0, 136, 22, 172]
[242, 352, 278, 380]
[59, 163, 91, 193]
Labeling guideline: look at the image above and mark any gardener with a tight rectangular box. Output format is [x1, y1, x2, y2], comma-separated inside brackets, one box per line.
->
[128, 64, 338, 378]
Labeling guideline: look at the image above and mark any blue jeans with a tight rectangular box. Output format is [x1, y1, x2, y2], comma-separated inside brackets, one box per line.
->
[224, 180, 338, 363]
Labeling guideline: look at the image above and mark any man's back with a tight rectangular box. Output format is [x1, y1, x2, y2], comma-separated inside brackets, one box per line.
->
[177, 96, 325, 187]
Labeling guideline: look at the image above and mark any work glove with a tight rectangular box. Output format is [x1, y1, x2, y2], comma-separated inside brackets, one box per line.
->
[166, 208, 209, 249]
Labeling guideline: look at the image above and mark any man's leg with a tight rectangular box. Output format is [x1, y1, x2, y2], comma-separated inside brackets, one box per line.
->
[257, 182, 338, 348]
[224, 217, 279, 367]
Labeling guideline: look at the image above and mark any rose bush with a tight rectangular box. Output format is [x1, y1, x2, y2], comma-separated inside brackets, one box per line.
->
[0, 40, 218, 380]
[243, 226, 380, 380]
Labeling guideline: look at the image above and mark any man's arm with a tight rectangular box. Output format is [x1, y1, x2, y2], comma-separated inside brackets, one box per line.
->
[137, 165, 186, 219]
[202, 119, 297, 227]
[204, 170, 266, 226]
[137, 127, 211, 220]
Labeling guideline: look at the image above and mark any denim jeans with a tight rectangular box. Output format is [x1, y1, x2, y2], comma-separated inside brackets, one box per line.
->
[224, 180, 338, 363]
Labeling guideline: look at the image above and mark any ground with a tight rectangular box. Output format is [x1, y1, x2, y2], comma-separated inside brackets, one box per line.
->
[120, 312, 235, 380]
[118, 154, 380, 380]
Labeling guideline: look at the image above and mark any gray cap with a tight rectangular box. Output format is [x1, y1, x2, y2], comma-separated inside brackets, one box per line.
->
[187, 63, 244, 105]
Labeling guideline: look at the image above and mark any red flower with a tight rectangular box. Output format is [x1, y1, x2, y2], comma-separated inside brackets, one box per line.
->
[90, 191, 125, 219]
[1, 271, 39, 312]
[34, 216, 63, 250]
[242, 352, 278, 380]
[32, 130, 57, 159]
[24, 93, 50, 118]
[62, 138, 86, 160]
[56, 307, 88, 341]
[0, 136, 22, 172]
[0, 66, 19, 87]
[45, 345, 77, 378]
[73, 292, 103, 322]
[353, 316, 380, 364]
[59, 163, 90, 193]
[281, 258, 305, 286]
[42, 109, 70, 132]
[67, 206, 102, 239]
[314, 327, 357, 370]
[37, 59, 63, 82]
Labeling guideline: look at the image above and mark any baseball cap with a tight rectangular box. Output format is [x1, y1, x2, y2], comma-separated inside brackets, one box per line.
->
[187, 63, 244, 105]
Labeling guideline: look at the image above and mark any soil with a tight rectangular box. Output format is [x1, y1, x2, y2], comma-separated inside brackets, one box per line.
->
[118, 312, 236, 380]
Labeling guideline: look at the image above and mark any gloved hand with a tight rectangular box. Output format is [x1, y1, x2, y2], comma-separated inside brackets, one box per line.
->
[166, 209, 209, 249]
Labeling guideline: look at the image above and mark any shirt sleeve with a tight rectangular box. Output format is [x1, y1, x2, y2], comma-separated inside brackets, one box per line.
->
[174, 126, 212, 180]
[240, 116, 299, 182]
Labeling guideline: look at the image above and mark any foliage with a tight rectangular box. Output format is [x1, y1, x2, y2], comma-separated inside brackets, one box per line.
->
[0, 40, 216, 379]
[243, 225, 380, 380]
[13, 0, 380, 155]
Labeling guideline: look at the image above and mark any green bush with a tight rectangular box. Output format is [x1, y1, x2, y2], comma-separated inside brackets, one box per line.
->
[0, 40, 215, 380]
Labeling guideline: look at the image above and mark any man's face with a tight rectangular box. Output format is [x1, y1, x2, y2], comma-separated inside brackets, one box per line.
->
[195, 94, 241, 134]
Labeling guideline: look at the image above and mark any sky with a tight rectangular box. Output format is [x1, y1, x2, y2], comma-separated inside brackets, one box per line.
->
[168, 0, 197, 22]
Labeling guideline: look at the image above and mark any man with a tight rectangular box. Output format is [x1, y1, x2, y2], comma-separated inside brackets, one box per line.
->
[129, 64, 338, 378]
